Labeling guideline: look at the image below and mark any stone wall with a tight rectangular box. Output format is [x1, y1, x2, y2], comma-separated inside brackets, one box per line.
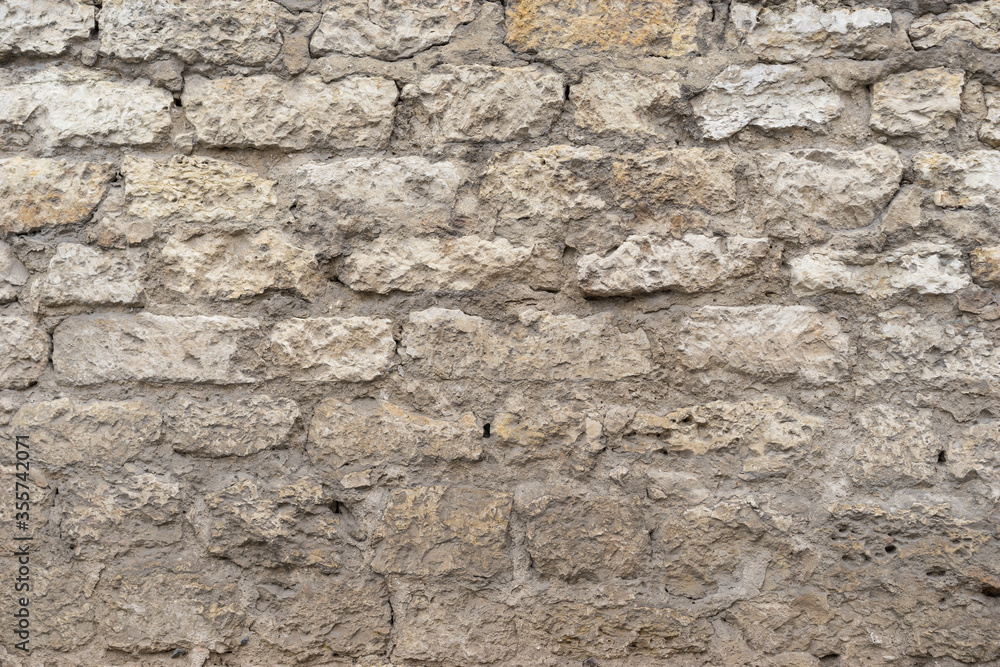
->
[1, 0, 1000, 665]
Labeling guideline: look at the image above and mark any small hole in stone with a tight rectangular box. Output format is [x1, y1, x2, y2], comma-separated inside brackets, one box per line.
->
[983, 585, 1000, 598]
[173, 95, 183, 107]
[483, 423, 491, 438]
[937, 450, 947, 463]
[330, 501, 342, 514]
[885, 544, 897, 554]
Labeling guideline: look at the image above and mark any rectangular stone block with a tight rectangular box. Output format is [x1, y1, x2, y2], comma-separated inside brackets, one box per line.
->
[0, 0, 94, 57]
[38, 243, 145, 308]
[571, 70, 683, 136]
[909, 1, 1000, 52]
[505, 0, 709, 56]
[612, 148, 739, 214]
[53, 313, 261, 385]
[0, 316, 49, 389]
[308, 398, 482, 470]
[399, 65, 563, 143]
[402, 307, 652, 381]
[870, 68, 963, 140]
[678, 305, 850, 385]
[99, 0, 283, 66]
[914, 150, 1000, 209]
[183, 74, 397, 150]
[372, 485, 512, 579]
[164, 395, 300, 457]
[270, 316, 395, 382]
[0, 67, 172, 148]
[0, 157, 115, 234]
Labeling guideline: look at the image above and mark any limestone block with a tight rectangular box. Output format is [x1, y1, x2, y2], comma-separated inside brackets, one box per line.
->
[38, 243, 145, 308]
[0, 0, 94, 56]
[310, 0, 476, 59]
[909, 0, 1000, 52]
[505, 0, 710, 56]
[693, 64, 843, 140]
[399, 65, 563, 143]
[393, 591, 516, 664]
[12, 398, 162, 470]
[0, 241, 28, 303]
[679, 305, 850, 385]
[402, 307, 652, 381]
[0, 316, 49, 389]
[731, 3, 899, 62]
[308, 398, 482, 468]
[0, 157, 115, 234]
[571, 70, 683, 135]
[971, 245, 1000, 286]
[183, 74, 398, 150]
[162, 229, 323, 300]
[578, 234, 769, 296]
[164, 395, 300, 457]
[0, 67, 172, 148]
[980, 86, 1000, 147]
[612, 148, 739, 214]
[53, 313, 261, 385]
[269, 316, 395, 382]
[372, 486, 512, 578]
[870, 68, 964, 140]
[99, 0, 283, 65]
[914, 150, 1000, 209]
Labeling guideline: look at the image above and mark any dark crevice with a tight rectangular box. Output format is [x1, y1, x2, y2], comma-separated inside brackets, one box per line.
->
[483, 423, 491, 438]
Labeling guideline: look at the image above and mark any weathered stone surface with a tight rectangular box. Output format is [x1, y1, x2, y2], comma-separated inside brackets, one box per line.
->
[100, 553, 247, 653]
[53, 313, 260, 385]
[254, 568, 391, 659]
[38, 243, 144, 308]
[571, 70, 683, 135]
[754, 145, 903, 235]
[971, 245, 1000, 286]
[0, 316, 48, 389]
[0, 0, 94, 56]
[909, 0, 1000, 52]
[870, 68, 964, 140]
[162, 229, 323, 300]
[0, 241, 28, 303]
[270, 316, 395, 381]
[679, 305, 850, 384]
[311, 0, 475, 59]
[164, 395, 299, 457]
[400, 65, 563, 143]
[0, 157, 115, 234]
[491, 398, 605, 472]
[308, 398, 482, 469]
[577, 234, 770, 296]
[393, 591, 516, 664]
[862, 308, 1000, 396]
[203, 476, 356, 571]
[59, 471, 183, 558]
[12, 398, 162, 470]
[403, 307, 652, 381]
[372, 486, 512, 578]
[294, 157, 462, 242]
[730, 3, 898, 62]
[613, 148, 738, 214]
[790, 242, 970, 297]
[519, 492, 648, 582]
[340, 235, 534, 293]
[183, 74, 397, 150]
[123, 156, 279, 231]
[504, 0, 709, 56]
[629, 397, 822, 458]
[849, 405, 946, 487]
[99, 0, 283, 65]
[0, 67, 172, 148]
[693, 64, 843, 140]
[980, 86, 1000, 147]
[914, 150, 1000, 209]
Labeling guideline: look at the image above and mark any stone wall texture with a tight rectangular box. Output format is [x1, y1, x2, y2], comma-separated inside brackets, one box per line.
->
[1, 1, 1000, 666]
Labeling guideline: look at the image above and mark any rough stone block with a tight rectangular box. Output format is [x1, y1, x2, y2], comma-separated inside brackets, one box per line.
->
[693, 64, 843, 140]
[0, 67, 172, 148]
[571, 70, 683, 136]
[909, 1, 1000, 52]
[0, 241, 27, 303]
[0, 157, 115, 234]
[183, 74, 398, 150]
[164, 395, 299, 457]
[393, 591, 516, 664]
[612, 148, 739, 215]
[99, 0, 282, 65]
[399, 65, 563, 143]
[269, 316, 395, 382]
[38, 243, 145, 308]
[679, 305, 850, 385]
[0, 316, 49, 389]
[914, 150, 1000, 209]
[372, 485, 512, 578]
[310, 0, 476, 59]
[0, 0, 94, 57]
[870, 68, 964, 140]
[53, 313, 261, 385]
[402, 307, 652, 381]
[577, 234, 770, 296]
